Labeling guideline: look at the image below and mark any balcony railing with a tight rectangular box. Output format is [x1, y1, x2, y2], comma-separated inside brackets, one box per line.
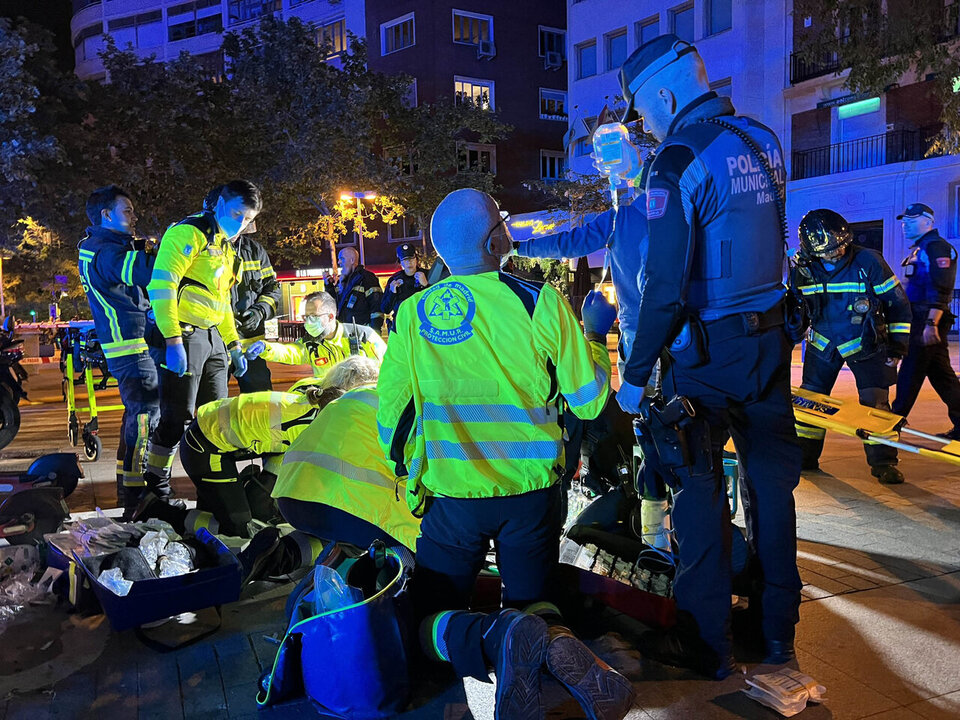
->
[791, 126, 943, 181]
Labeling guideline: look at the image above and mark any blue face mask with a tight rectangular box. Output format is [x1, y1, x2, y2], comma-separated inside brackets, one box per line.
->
[304, 317, 329, 338]
[216, 198, 246, 240]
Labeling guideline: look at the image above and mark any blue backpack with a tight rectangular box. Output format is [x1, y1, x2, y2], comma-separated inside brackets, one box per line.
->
[257, 542, 413, 719]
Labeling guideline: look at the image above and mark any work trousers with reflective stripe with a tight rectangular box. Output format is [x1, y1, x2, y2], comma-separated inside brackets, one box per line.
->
[108, 352, 160, 506]
[147, 326, 229, 484]
[179, 422, 250, 537]
[664, 325, 801, 664]
[413, 485, 562, 680]
[798, 347, 898, 469]
[892, 323, 960, 434]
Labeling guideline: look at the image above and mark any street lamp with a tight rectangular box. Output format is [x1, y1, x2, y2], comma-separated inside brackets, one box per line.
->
[340, 191, 377, 266]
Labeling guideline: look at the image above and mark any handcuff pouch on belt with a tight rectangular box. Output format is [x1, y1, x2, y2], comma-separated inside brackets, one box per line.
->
[668, 314, 709, 367]
[636, 394, 713, 487]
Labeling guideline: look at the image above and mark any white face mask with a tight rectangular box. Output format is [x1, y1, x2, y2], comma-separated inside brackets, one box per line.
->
[304, 318, 328, 338]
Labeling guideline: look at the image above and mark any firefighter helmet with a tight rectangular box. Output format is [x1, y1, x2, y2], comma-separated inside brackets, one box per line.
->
[798, 209, 853, 260]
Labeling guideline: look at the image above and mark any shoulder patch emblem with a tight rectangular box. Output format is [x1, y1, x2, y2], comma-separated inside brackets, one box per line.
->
[937, 256, 952, 268]
[183, 244, 193, 256]
[417, 282, 476, 346]
[647, 189, 669, 220]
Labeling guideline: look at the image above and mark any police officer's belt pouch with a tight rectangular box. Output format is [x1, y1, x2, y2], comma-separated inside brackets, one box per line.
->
[668, 315, 709, 367]
[257, 542, 413, 718]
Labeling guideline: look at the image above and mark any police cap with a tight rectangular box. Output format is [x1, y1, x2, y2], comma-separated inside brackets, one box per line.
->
[896, 203, 934, 220]
[397, 243, 417, 261]
[619, 34, 697, 123]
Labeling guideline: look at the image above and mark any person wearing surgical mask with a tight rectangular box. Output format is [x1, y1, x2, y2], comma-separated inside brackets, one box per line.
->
[245, 291, 385, 378]
[142, 179, 261, 505]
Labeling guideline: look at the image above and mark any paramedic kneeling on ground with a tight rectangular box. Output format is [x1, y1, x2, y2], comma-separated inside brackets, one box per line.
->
[377, 188, 634, 720]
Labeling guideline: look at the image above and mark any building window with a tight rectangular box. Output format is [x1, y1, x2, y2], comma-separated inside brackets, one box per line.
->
[706, 0, 732, 35]
[576, 41, 597, 79]
[385, 146, 417, 176]
[452, 9, 492, 46]
[107, 11, 163, 49]
[381, 13, 415, 55]
[226, 0, 280, 26]
[459, 143, 497, 173]
[403, 78, 418, 108]
[454, 76, 494, 110]
[317, 18, 346, 56]
[605, 29, 627, 71]
[196, 50, 225, 82]
[575, 137, 592, 156]
[541, 150, 567, 181]
[74, 23, 104, 62]
[709, 77, 732, 97]
[636, 16, 659, 47]
[169, 0, 224, 42]
[539, 26, 565, 58]
[670, 3, 695, 43]
[388, 215, 422, 242]
[539, 89, 567, 120]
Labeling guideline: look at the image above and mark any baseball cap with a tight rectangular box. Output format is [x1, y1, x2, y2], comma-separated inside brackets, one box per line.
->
[619, 34, 697, 123]
[397, 243, 417, 261]
[896, 203, 934, 220]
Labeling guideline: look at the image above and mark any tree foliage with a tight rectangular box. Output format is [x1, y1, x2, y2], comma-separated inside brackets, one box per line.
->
[0, 15, 512, 316]
[793, 0, 960, 153]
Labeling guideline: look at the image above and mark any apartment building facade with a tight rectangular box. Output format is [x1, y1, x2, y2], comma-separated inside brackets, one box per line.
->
[71, 1, 362, 81]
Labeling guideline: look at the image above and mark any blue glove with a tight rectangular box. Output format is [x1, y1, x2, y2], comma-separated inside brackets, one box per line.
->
[616, 380, 645, 415]
[246, 340, 266, 360]
[581, 290, 617, 336]
[230, 348, 248, 378]
[164, 342, 188, 377]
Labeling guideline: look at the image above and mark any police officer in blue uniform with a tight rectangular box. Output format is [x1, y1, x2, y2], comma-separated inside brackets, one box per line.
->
[380, 243, 428, 333]
[793, 209, 912, 484]
[891, 203, 960, 438]
[615, 35, 802, 677]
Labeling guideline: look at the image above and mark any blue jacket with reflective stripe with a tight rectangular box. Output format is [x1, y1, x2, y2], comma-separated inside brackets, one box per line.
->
[77, 226, 155, 365]
[794, 245, 912, 359]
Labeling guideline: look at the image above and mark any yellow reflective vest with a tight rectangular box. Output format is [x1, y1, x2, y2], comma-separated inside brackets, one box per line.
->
[260, 321, 386, 376]
[196, 391, 319, 454]
[377, 271, 611, 506]
[147, 212, 240, 347]
[273, 387, 419, 551]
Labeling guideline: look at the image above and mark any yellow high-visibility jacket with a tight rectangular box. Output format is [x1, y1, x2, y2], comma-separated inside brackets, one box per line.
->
[147, 212, 240, 347]
[273, 387, 419, 551]
[196, 391, 319, 455]
[377, 271, 610, 506]
[260, 321, 386, 376]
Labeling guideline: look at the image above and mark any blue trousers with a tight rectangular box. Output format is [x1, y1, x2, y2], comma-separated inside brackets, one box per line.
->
[277, 497, 400, 549]
[665, 324, 802, 662]
[109, 352, 160, 502]
[414, 485, 562, 680]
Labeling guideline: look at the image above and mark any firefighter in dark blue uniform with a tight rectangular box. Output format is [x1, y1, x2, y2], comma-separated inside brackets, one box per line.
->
[326, 246, 384, 332]
[78, 186, 159, 516]
[793, 209, 912, 484]
[892, 203, 960, 438]
[380, 243, 428, 332]
[615, 35, 801, 677]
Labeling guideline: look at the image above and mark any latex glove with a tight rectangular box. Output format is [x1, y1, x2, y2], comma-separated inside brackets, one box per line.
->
[164, 342, 188, 377]
[616, 380, 645, 415]
[238, 305, 265, 336]
[581, 290, 617, 337]
[246, 340, 266, 360]
[230, 348, 248, 377]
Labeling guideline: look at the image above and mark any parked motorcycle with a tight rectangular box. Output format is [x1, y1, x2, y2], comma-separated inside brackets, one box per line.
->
[0, 317, 28, 451]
